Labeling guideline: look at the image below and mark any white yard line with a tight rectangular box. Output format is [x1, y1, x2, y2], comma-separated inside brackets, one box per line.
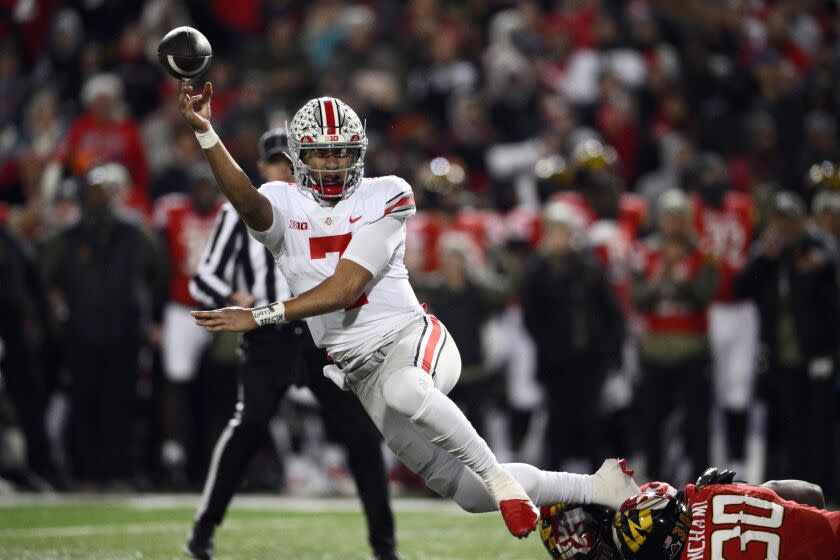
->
[0, 519, 294, 539]
[0, 494, 469, 542]
[0, 494, 462, 513]
[0, 495, 469, 541]
[0, 520, 476, 541]
[0, 495, 467, 540]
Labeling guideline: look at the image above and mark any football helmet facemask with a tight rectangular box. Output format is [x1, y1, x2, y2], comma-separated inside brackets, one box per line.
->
[612, 491, 691, 560]
[287, 96, 367, 202]
[540, 504, 618, 560]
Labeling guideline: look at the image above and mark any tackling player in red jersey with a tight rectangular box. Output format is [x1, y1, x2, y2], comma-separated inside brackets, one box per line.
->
[613, 480, 840, 559]
[541, 469, 839, 560]
[676, 483, 839, 559]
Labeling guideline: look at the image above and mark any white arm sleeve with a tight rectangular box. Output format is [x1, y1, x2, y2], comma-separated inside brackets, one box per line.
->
[342, 216, 404, 276]
[247, 202, 285, 255]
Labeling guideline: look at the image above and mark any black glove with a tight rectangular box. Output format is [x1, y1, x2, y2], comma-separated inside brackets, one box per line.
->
[695, 466, 736, 489]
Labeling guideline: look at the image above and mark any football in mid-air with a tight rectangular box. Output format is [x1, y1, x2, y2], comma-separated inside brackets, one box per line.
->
[157, 26, 212, 80]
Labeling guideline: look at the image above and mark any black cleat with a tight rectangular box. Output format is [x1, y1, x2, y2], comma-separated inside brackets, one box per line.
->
[184, 521, 214, 560]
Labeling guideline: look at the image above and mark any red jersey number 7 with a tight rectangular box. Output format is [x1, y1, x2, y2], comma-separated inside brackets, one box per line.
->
[309, 233, 368, 310]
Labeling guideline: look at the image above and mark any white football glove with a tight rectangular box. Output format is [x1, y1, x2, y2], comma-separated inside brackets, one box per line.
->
[591, 458, 641, 510]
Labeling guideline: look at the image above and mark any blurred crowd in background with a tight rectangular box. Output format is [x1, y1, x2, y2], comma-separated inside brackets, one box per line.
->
[2, 0, 840, 504]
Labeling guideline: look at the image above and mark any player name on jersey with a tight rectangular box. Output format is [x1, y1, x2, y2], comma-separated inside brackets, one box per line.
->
[684, 501, 708, 560]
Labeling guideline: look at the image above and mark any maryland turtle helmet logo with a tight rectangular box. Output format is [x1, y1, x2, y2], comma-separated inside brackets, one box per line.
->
[611, 491, 691, 560]
[613, 495, 658, 553]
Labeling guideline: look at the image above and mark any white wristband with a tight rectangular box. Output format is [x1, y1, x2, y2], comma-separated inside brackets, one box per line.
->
[251, 301, 286, 326]
[195, 125, 220, 150]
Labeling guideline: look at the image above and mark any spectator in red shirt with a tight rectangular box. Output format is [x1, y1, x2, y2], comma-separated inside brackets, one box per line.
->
[59, 73, 150, 215]
[631, 189, 719, 482]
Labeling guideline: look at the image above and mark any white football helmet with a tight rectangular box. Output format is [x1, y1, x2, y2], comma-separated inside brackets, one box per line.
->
[287, 97, 367, 202]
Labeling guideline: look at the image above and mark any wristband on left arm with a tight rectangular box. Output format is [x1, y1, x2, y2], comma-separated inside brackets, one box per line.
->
[251, 301, 286, 325]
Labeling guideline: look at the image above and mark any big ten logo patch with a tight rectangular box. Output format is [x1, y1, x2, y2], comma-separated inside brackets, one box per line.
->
[289, 219, 309, 230]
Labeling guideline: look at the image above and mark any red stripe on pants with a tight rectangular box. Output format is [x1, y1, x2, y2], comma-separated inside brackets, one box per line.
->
[421, 316, 442, 373]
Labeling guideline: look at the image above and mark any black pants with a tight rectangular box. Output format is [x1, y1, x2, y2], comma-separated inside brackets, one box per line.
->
[764, 365, 834, 493]
[196, 323, 396, 556]
[541, 354, 606, 470]
[66, 341, 139, 483]
[635, 356, 710, 481]
[0, 327, 56, 480]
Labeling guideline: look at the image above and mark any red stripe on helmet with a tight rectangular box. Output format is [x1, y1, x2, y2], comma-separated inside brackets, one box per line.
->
[322, 98, 338, 135]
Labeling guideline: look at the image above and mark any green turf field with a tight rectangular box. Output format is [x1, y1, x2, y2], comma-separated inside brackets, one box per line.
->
[0, 496, 545, 559]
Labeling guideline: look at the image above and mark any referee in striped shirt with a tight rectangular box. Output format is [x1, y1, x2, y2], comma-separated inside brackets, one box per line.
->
[185, 129, 401, 560]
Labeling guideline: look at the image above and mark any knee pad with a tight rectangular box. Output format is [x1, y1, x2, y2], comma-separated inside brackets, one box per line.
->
[432, 338, 462, 396]
[381, 367, 433, 418]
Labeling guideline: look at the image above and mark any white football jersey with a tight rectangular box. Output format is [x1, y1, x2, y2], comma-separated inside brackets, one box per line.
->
[249, 175, 423, 366]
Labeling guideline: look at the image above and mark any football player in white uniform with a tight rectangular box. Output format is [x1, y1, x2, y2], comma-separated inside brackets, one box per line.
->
[177, 80, 639, 539]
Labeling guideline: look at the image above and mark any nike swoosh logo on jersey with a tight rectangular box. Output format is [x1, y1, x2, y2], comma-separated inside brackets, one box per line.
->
[349, 215, 362, 223]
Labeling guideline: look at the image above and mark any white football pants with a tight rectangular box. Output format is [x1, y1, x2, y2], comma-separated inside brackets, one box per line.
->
[347, 315, 591, 512]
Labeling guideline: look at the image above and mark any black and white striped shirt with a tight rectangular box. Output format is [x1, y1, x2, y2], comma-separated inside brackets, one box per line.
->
[189, 202, 292, 309]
